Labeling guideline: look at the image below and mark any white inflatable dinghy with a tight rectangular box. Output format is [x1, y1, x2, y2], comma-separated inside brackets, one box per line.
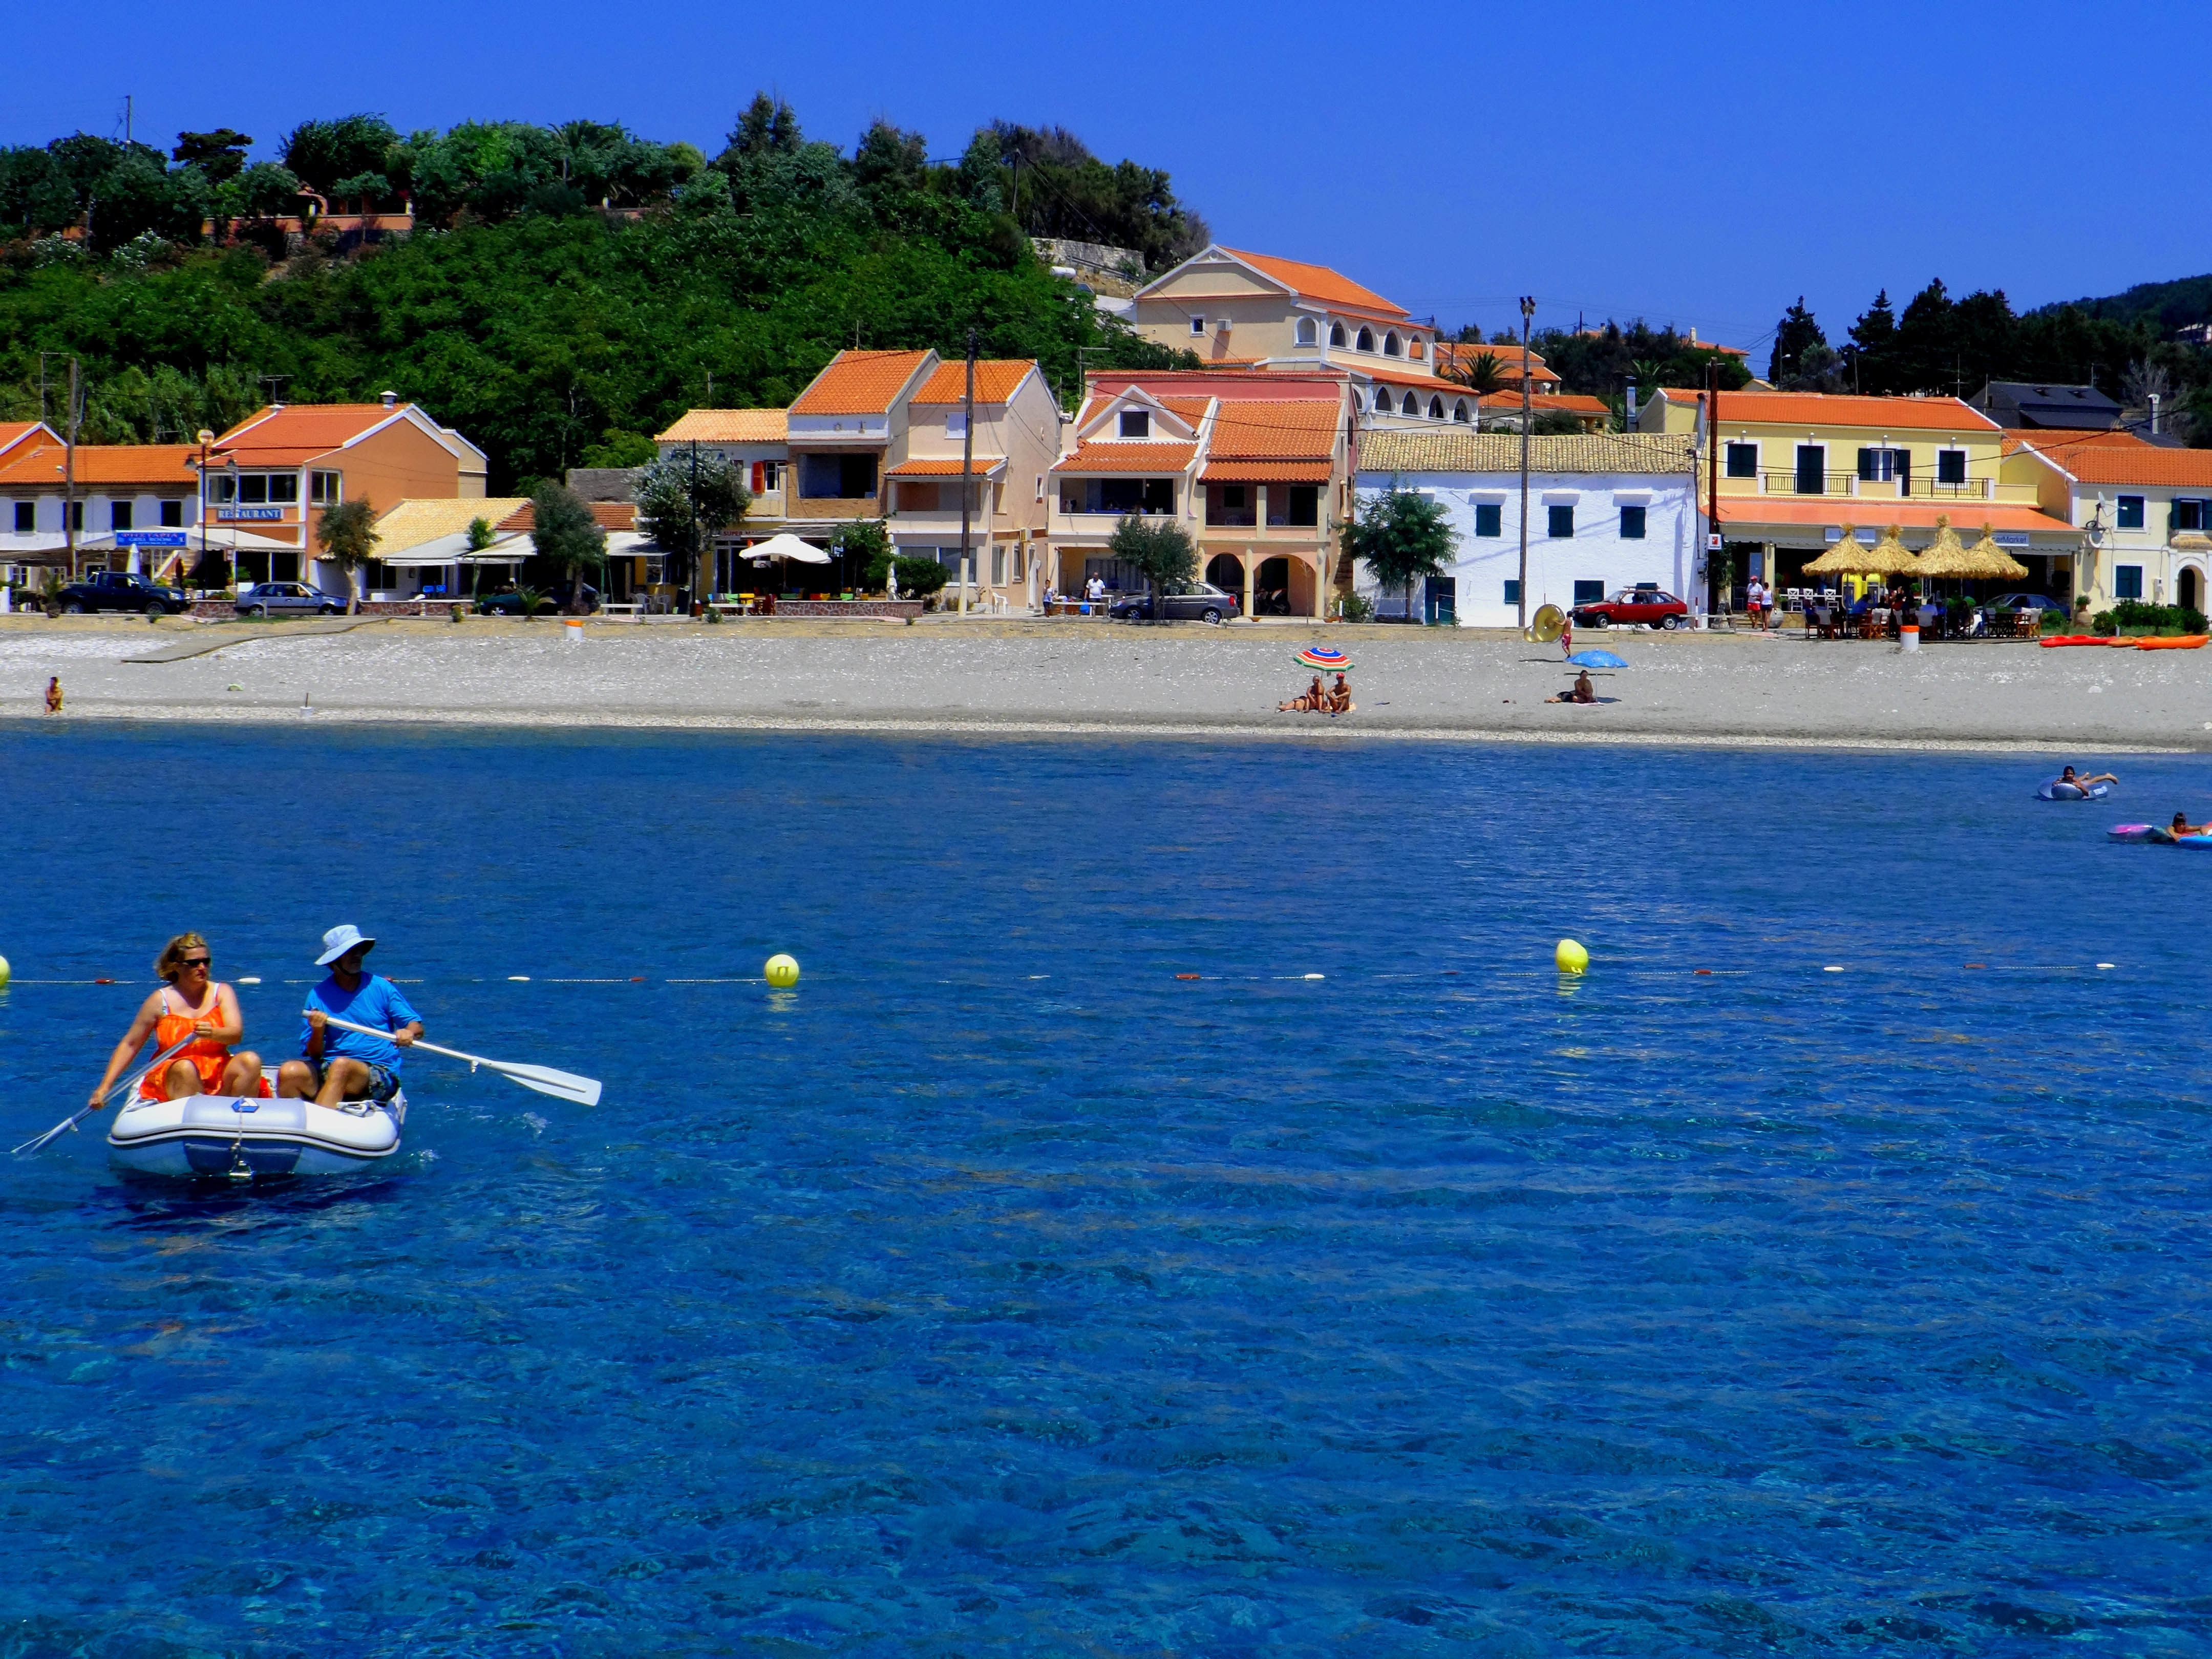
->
[108, 1088, 406, 1178]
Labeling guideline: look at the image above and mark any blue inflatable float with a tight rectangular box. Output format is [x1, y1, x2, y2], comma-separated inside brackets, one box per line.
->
[2039, 779, 2112, 800]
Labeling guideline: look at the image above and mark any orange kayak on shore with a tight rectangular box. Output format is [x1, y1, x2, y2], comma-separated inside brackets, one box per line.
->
[2136, 634, 2209, 650]
[2039, 636, 2105, 647]
[2039, 634, 2209, 649]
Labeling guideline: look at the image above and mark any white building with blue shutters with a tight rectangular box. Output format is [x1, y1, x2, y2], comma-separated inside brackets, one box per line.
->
[1353, 431, 1699, 627]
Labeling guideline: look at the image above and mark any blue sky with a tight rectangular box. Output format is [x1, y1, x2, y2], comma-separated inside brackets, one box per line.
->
[13, 0, 2205, 364]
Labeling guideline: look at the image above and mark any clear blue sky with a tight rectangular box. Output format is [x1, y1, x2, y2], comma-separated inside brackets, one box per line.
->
[13, 0, 2204, 362]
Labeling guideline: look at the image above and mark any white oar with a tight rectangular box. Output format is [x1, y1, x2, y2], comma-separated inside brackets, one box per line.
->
[14, 1030, 201, 1157]
[319, 1015, 602, 1107]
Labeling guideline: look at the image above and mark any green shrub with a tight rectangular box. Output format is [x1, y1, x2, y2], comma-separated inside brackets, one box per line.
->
[2103, 599, 2207, 635]
[892, 556, 948, 598]
[1339, 592, 1375, 623]
[2090, 609, 2117, 636]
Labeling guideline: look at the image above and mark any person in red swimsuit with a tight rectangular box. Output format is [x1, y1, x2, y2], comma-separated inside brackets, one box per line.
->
[87, 933, 268, 1111]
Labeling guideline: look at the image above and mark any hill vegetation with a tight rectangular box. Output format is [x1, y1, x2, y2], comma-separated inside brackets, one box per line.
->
[0, 97, 1202, 489]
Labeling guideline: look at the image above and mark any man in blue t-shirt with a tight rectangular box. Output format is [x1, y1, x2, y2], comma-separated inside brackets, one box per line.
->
[276, 924, 423, 1106]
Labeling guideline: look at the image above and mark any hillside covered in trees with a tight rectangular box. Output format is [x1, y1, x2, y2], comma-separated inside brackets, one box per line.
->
[0, 98, 1204, 489]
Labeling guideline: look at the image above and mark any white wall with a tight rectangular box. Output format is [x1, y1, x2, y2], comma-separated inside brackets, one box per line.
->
[1354, 471, 1696, 627]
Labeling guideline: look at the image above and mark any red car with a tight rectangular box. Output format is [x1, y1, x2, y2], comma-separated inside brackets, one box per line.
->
[1569, 586, 1688, 629]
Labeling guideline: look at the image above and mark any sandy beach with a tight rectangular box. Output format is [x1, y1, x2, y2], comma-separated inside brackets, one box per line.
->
[3, 613, 2209, 752]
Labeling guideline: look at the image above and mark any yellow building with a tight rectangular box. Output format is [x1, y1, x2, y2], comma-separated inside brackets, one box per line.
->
[1639, 389, 2078, 602]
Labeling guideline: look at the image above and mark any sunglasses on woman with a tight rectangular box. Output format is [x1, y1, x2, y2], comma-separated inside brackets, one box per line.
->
[180, 956, 211, 969]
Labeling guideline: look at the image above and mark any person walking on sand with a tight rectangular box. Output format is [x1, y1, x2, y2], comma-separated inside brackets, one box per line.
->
[44, 676, 61, 714]
[87, 933, 268, 1111]
[278, 924, 422, 1107]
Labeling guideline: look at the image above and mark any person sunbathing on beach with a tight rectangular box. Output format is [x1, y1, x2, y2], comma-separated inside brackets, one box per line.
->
[2058, 765, 2118, 790]
[1279, 675, 1324, 712]
[1548, 670, 1598, 705]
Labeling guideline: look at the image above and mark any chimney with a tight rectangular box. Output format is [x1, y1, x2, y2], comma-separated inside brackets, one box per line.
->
[379, 390, 398, 409]
[1688, 326, 1698, 346]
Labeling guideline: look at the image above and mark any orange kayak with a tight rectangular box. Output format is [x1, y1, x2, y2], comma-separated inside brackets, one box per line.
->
[2039, 635, 2105, 648]
[2137, 635, 2209, 650]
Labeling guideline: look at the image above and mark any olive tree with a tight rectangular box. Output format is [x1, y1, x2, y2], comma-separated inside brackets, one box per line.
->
[314, 497, 379, 613]
[530, 482, 607, 613]
[1107, 515, 1195, 619]
[1346, 486, 1457, 623]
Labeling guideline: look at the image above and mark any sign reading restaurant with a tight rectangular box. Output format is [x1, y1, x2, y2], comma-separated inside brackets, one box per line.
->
[218, 507, 286, 521]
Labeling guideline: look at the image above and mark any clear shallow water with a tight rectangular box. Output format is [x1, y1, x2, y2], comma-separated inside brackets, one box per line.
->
[2, 724, 2208, 1657]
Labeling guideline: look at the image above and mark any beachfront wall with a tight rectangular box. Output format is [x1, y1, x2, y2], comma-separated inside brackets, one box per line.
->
[1354, 431, 1698, 628]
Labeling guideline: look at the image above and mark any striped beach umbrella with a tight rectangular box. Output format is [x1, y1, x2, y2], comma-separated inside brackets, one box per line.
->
[1294, 645, 1353, 672]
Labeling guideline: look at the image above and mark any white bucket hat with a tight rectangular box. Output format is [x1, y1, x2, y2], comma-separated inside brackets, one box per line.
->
[315, 923, 377, 967]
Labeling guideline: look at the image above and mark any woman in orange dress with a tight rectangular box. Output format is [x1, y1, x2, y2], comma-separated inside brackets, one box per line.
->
[87, 933, 267, 1113]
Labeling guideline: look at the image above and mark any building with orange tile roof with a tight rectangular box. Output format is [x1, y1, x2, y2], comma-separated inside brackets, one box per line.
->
[655, 410, 795, 538]
[2002, 428, 2212, 612]
[1636, 386, 2079, 608]
[0, 434, 220, 579]
[888, 358, 1060, 608]
[1048, 370, 1355, 618]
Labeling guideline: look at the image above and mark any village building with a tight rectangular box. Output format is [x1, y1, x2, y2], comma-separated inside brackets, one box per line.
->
[1356, 431, 1699, 627]
[2002, 431, 2212, 614]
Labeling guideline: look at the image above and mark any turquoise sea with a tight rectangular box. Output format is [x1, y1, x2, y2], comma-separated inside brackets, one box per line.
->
[2, 724, 2207, 1656]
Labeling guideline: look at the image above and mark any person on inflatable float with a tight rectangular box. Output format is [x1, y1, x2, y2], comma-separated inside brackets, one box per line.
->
[2171, 811, 2205, 838]
[2058, 765, 2118, 793]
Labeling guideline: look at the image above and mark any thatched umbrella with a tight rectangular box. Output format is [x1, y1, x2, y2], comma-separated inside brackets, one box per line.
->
[1804, 523, 1919, 582]
[1961, 521, 2030, 582]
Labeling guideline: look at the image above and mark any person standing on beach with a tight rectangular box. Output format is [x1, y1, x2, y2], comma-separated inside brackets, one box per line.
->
[44, 676, 61, 714]
[279, 924, 421, 1107]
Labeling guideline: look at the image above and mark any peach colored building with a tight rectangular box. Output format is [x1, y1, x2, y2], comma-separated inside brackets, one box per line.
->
[887, 357, 1061, 607]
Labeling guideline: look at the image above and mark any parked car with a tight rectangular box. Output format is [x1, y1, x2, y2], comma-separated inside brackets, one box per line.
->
[1569, 586, 1688, 629]
[1109, 580, 1241, 624]
[235, 581, 345, 617]
[55, 571, 191, 615]
[1987, 592, 2071, 618]
[476, 583, 601, 616]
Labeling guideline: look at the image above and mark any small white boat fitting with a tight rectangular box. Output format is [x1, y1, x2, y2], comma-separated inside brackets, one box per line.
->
[108, 1088, 406, 1178]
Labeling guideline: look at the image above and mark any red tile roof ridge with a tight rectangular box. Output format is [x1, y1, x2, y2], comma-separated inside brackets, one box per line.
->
[1215, 247, 1407, 319]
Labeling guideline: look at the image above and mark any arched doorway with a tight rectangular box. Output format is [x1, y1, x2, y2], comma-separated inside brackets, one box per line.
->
[2182, 566, 2202, 614]
[1205, 554, 1244, 593]
[1254, 557, 1292, 616]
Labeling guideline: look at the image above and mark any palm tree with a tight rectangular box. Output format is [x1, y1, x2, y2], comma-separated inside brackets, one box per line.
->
[1443, 347, 1512, 397]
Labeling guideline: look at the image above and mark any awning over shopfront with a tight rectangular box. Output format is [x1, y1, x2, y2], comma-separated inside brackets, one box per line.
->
[1714, 498, 2076, 542]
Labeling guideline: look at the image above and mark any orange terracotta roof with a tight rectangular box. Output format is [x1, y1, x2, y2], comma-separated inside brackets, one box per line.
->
[2007, 433, 2212, 487]
[912, 360, 1036, 405]
[2001, 428, 2141, 451]
[790, 350, 933, 416]
[884, 457, 1007, 477]
[1206, 399, 1339, 460]
[1052, 442, 1199, 474]
[657, 409, 788, 444]
[0, 442, 201, 487]
[0, 421, 53, 458]
[1432, 342, 1559, 384]
[1714, 499, 2074, 536]
[494, 501, 636, 532]
[1218, 248, 1407, 319]
[1199, 459, 1332, 483]
[1669, 389, 1999, 433]
[214, 403, 411, 461]
[1356, 362, 1475, 392]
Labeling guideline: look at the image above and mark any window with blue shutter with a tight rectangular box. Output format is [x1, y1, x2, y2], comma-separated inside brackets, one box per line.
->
[1547, 505, 1573, 539]
[1474, 503, 1502, 537]
[1620, 505, 1647, 539]
[2117, 496, 2144, 529]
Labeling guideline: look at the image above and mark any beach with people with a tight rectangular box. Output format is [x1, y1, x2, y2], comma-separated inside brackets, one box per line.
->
[6, 614, 2212, 751]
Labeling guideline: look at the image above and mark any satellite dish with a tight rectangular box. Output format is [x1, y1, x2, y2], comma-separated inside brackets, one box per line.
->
[1527, 603, 1566, 644]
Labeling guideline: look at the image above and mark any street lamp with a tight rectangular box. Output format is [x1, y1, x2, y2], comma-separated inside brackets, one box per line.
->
[195, 429, 213, 592]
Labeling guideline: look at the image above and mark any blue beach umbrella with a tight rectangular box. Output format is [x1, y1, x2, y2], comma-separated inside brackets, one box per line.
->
[1565, 649, 1629, 669]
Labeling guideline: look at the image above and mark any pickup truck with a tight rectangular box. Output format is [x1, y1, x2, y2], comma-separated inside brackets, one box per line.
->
[56, 571, 192, 615]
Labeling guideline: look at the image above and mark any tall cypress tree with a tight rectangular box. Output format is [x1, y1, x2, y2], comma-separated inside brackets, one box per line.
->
[1768, 298, 1826, 385]
[1846, 290, 1898, 393]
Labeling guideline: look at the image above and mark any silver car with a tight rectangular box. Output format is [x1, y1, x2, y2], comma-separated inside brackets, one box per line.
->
[235, 582, 345, 617]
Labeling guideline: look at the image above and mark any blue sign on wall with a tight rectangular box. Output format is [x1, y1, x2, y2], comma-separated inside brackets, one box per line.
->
[114, 530, 187, 546]
[218, 508, 286, 522]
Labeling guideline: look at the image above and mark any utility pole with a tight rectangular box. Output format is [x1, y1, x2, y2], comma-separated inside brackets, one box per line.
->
[959, 327, 977, 615]
[124, 95, 132, 145]
[688, 437, 701, 608]
[1517, 296, 1534, 632]
[1706, 361, 1722, 616]
[63, 359, 81, 577]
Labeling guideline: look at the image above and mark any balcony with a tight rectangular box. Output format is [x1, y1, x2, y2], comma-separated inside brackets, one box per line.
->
[1748, 471, 2005, 501]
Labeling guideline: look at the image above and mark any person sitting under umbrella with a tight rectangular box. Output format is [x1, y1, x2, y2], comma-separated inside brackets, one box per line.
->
[1279, 674, 1324, 712]
[1325, 672, 1353, 714]
[1549, 669, 1599, 704]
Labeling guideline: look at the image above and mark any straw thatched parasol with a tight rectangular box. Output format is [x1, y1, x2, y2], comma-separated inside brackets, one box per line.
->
[1911, 515, 1975, 578]
[1961, 521, 2030, 581]
[1804, 523, 1919, 579]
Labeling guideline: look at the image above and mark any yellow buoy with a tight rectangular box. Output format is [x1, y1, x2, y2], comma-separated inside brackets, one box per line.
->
[1555, 938, 1589, 974]
[764, 953, 800, 988]
[0, 953, 11, 987]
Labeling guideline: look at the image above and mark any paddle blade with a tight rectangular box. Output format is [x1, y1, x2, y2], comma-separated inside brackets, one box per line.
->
[491, 1061, 602, 1107]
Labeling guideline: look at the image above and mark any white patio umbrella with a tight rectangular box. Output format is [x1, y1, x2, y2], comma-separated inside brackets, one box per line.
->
[745, 532, 832, 564]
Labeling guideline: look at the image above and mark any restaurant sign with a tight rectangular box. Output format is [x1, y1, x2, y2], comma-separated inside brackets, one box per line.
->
[113, 530, 186, 546]
[1992, 530, 2031, 547]
[218, 507, 285, 521]
[1822, 526, 1879, 544]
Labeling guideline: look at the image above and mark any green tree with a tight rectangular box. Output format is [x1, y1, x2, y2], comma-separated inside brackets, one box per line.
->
[831, 518, 894, 589]
[530, 481, 607, 612]
[464, 514, 497, 601]
[1845, 289, 1898, 393]
[1107, 515, 1195, 618]
[634, 452, 749, 596]
[172, 129, 254, 183]
[281, 115, 401, 200]
[1443, 347, 1512, 397]
[315, 497, 379, 612]
[1348, 486, 1457, 622]
[1768, 297, 1826, 385]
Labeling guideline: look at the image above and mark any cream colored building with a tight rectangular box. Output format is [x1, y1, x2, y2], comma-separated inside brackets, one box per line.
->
[2003, 431, 2212, 613]
[886, 358, 1062, 608]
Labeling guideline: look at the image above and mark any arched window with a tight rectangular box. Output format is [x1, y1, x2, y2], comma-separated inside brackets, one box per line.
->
[1384, 331, 1401, 357]
[1400, 392, 1419, 415]
[1453, 400, 1471, 423]
[1409, 337, 1426, 359]
[1372, 386, 1392, 413]
[1329, 322, 1346, 347]
[1295, 317, 1317, 346]
[1428, 396, 1445, 419]
[1355, 327, 1374, 352]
